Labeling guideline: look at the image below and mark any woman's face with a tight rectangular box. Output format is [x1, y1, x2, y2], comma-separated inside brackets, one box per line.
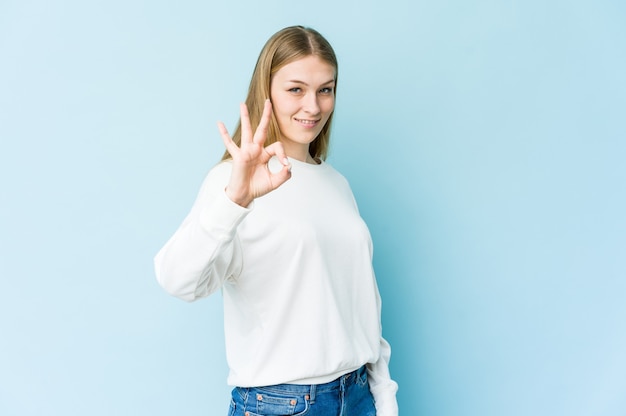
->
[270, 55, 336, 161]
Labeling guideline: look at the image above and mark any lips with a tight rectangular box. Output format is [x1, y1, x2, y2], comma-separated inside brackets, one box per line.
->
[294, 118, 320, 127]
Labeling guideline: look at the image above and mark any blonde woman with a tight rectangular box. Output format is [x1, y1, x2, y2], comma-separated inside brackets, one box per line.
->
[155, 26, 398, 415]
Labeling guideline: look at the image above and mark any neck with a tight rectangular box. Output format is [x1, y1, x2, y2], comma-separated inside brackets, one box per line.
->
[282, 142, 316, 164]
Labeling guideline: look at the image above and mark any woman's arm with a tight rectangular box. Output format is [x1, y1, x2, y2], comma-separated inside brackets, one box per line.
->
[367, 336, 399, 416]
[155, 100, 291, 301]
[154, 162, 249, 301]
[366, 271, 399, 415]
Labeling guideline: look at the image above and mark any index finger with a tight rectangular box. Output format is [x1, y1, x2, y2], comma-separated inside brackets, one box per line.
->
[217, 121, 239, 157]
[239, 102, 252, 145]
[252, 99, 272, 145]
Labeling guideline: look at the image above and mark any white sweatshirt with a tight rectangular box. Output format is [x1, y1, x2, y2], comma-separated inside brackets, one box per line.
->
[154, 157, 398, 415]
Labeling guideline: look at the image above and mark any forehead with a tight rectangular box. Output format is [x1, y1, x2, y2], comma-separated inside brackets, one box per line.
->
[273, 55, 336, 82]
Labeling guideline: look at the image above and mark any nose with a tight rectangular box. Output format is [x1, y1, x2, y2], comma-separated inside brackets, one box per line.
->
[303, 92, 321, 115]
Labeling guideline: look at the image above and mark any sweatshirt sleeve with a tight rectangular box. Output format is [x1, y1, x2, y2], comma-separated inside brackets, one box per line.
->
[154, 162, 251, 302]
[366, 267, 399, 415]
[367, 336, 399, 415]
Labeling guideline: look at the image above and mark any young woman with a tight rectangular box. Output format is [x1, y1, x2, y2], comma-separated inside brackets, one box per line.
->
[155, 26, 398, 415]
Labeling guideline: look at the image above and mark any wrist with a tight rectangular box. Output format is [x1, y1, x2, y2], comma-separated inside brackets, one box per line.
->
[225, 187, 253, 207]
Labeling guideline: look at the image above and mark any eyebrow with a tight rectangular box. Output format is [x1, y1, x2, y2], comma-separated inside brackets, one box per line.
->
[286, 79, 336, 86]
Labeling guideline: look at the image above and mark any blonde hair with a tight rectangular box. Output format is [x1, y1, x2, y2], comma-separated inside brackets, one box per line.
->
[221, 26, 338, 162]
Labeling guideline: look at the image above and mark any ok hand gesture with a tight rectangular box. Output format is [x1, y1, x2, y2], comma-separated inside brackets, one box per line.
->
[217, 99, 292, 207]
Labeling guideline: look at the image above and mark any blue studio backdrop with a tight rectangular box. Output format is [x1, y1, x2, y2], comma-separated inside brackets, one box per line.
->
[1, 0, 625, 415]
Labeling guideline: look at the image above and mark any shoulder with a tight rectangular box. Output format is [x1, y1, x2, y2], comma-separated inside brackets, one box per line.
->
[197, 160, 233, 194]
[320, 160, 352, 187]
[315, 161, 360, 208]
[210, 160, 233, 176]
[207, 160, 233, 180]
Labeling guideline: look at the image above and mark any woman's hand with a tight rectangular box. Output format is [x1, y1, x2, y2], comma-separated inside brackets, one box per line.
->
[217, 99, 292, 207]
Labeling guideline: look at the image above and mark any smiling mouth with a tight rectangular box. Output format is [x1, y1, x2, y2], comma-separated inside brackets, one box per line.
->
[295, 118, 319, 125]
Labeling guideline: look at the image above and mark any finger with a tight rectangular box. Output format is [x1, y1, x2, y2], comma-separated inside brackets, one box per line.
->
[269, 162, 292, 189]
[265, 142, 291, 169]
[252, 99, 272, 145]
[264, 143, 292, 189]
[263, 140, 291, 167]
[217, 121, 239, 157]
[239, 103, 252, 144]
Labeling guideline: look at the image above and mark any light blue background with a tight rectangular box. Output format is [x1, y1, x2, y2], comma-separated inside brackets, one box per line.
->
[1, 0, 625, 415]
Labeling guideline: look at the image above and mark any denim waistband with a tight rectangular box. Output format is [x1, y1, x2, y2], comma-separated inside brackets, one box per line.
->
[249, 366, 366, 397]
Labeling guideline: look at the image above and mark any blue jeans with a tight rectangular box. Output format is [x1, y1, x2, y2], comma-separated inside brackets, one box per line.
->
[228, 366, 376, 416]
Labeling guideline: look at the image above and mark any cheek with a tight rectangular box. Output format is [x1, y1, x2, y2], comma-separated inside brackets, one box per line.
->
[323, 99, 335, 115]
[273, 105, 292, 122]
[271, 96, 293, 117]
[326, 94, 335, 107]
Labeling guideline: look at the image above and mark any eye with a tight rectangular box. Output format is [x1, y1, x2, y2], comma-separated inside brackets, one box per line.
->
[319, 87, 334, 94]
[288, 87, 302, 93]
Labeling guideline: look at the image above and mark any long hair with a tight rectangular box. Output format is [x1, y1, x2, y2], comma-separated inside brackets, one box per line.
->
[221, 26, 338, 162]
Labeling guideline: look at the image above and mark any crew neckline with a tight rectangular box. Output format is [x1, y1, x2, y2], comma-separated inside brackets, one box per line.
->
[288, 156, 324, 167]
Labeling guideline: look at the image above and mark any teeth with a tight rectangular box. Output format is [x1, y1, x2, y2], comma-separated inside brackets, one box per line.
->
[296, 118, 316, 125]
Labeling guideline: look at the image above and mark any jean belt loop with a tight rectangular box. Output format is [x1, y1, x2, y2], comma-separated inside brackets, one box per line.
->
[309, 384, 317, 404]
[347, 368, 356, 385]
[358, 365, 365, 381]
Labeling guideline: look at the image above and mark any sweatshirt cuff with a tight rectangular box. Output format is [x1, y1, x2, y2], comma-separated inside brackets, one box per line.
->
[199, 188, 252, 239]
[373, 394, 399, 416]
